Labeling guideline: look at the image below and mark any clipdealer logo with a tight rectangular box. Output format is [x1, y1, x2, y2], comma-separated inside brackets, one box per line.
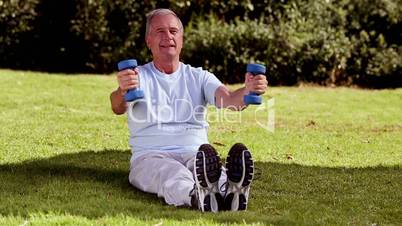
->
[127, 97, 275, 133]
[254, 97, 275, 132]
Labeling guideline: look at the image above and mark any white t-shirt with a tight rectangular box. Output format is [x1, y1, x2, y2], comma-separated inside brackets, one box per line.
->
[127, 62, 223, 159]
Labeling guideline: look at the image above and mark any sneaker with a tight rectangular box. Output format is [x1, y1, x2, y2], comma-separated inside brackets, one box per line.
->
[224, 143, 254, 211]
[193, 144, 223, 212]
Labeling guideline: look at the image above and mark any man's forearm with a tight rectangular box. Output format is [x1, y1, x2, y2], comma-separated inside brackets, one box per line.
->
[110, 87, 128, 115]
[215, 86, 248, 111]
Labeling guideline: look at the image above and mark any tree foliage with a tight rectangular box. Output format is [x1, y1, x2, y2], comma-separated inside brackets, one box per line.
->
[0, 0, 401, 87]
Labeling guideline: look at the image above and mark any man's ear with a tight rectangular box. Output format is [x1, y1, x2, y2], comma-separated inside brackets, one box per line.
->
[145, 36, 150, 49]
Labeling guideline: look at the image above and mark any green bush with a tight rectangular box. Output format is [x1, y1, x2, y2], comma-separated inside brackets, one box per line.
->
[70, 1, 146, 71]
[350, 31, 402, 87]
[0, 0, 400, 87]
[183, 1, 353, 85]
[0, 0, 39, 45]
[0, 0, 39, 62]
[0, 0, 91, 71]
[183, 17, 273, 83]
[338, 0, 402, 87]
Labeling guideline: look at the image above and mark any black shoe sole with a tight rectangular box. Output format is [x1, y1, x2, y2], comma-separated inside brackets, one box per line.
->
[224, 143, 254, 211]
[194, 144, 222, 212]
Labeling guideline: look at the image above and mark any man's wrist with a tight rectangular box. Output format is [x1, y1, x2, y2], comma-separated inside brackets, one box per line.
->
[243, 86, 251, 95]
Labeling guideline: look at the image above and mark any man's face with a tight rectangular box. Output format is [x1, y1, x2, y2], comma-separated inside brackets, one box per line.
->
[146, 14, 183, 61]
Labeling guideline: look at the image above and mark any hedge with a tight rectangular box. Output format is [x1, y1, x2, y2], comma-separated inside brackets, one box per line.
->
[0, 0, 401, 87]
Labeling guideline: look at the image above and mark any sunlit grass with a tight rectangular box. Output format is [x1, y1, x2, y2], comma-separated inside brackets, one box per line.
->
[0, 69, 401, 225]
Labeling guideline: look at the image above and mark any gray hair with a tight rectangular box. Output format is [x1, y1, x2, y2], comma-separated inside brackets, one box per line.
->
[145, 9, 183, 37]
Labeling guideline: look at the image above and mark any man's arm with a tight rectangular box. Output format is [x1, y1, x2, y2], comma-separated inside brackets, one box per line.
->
[214, 73, 268, 111]
[110, 68, 140, 115]
[214, 86, 248, 110]
[110, 87, 128, 115]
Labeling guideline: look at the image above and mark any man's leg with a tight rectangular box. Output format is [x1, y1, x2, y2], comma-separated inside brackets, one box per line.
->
[224, 143, 254, 211]
[129, 151, 195, 207]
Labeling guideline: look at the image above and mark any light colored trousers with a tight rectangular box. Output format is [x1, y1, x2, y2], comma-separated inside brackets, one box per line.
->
[129, 151, 227, 206]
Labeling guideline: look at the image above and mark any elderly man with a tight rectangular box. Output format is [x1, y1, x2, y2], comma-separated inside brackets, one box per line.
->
[110, 8, 267, 212]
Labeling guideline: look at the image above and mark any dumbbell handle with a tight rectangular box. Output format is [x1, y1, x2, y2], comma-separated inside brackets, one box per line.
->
[117, 59, 144, 102]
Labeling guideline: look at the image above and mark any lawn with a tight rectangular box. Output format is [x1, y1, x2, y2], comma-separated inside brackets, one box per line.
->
[0, 69, 401, 225]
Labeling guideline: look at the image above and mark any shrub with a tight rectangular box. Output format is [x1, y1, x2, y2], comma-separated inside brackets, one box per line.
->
[70, 1, 152, 71]
[0, 0, 39, 45]
[183, 17, 273, 83]
[338, 0, 402, 87]
[350, 32, 402, 88]
[183, 1, 352, 85]
[0, 0, 39, 63]
[0, 0, 400, 87]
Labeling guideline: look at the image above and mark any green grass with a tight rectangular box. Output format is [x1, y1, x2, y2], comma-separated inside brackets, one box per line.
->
[0, 69, 401, 225]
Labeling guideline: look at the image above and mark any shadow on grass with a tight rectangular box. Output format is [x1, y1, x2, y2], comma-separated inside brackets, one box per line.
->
[0, 149, 401, 225]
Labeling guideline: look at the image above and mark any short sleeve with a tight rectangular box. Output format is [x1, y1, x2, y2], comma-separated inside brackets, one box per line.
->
[203, 71, 223, 106]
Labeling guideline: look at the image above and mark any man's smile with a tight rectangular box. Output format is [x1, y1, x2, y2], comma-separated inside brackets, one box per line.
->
[160, 44, 176, 48]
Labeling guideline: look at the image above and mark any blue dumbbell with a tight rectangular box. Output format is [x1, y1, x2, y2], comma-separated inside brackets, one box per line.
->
[243, 63, 266, 105]
[117, 59, 144, 102]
